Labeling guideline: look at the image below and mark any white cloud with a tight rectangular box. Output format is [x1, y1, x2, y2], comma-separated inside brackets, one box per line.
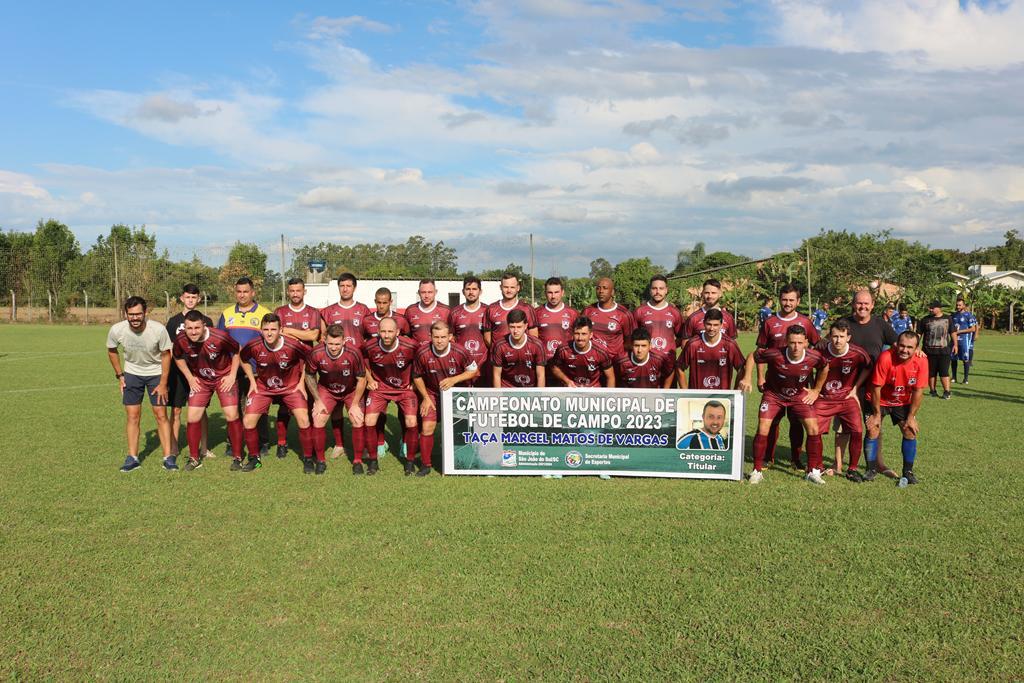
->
[308, 15, 393, 40]
[0, 171, 51, 200]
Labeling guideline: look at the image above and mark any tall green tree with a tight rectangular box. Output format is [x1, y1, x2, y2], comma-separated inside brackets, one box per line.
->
[31, 219, 80, 318]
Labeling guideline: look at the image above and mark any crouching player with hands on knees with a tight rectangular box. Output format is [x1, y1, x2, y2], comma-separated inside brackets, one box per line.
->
[304, 324, 367, 475]
[865, 331, 928, 486]
[172, 311, 243, 471]
[814, 319, 872, 481]
[239, 314, 313, 472]
[412, 321, 479, 477]
[361, 317, 421, 476]
[739, 325, 829, 485]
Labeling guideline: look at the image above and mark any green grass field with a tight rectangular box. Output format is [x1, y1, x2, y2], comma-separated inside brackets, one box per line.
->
[1, 324, 1022, 680]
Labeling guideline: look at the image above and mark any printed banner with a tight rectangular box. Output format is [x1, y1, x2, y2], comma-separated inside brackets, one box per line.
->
[441, 388, 744, 479]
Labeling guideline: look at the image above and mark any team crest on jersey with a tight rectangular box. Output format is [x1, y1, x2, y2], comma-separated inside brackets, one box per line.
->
[514, 374, 531, 385]
[908, 377, 917, 386]
[704, 376, 721, 388]
[301, 322, 309, 329]
[353, 319, 360, 326]
[719, 357, 727, 366]
[842, 365, 852, 374]
[649, 373, 658, 382]
[525, 360, 533, 368]
[561, 319, 570, 329]
[279, 361, 290, 369]
[653, 337, 667, 350]
[396, 359, 405, 368]
[666, 321, 673, 328]
[267, 377, 284, 389]
[249, 317, 259, 326]
[608, 321, 618, 331]
[759, 401, 769, 412]
[208, 352, 218, 360]
[342, 369, 350, 377]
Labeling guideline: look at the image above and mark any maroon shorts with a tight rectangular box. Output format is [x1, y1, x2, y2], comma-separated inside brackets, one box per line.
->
[814, 398, 862, 434]
[245, 390, 308, 416]
[315, 385, 359, 417]
[757, 392, 816, 421]
[420, 391, 440, 422]
[187, 378, 239, 409]
[366, 389, 418, 417]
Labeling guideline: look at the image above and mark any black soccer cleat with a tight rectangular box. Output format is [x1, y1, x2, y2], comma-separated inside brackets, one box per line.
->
[845, 469, 865, 483]
[942, 392, 951, 400]
[230, 458, 244, 472]
[415, 466, 433, 478]
[302, 457, 315, 475]
[352, 462, 364, 475]
[277, 444, 288, 459]
[259, 444, 270, 458]
[366, 460, 379, 476]
[241, 457, 262, 472]
[185, 458, 203, 472]
[863, 468, 878, 482]
[314, 461, 326, 475]
[404, 460, 416, 476]
[904, 470, 918, 485]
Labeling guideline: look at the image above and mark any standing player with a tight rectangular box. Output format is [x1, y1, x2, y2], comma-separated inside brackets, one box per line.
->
[890, 303, 914, 335]
[405, 279, 450, 345]
[811, 303, 830, 333]
[633, 275, 684, 356]
[362, 317, 421, 475]
[274, 278, 321, 459]
[756, 283, 820, 469]
[758, 298, 774, 332]
[486, 273, 538, 342]
[739, 325, 829, 484]
[950, 298, 978, 384]
[172, 311, 243, 471]
[550, 317, 615, 388]
[305, 324, 366, 475]
[614, 328, 675, 389]
[491, 309, 548, 388]
[448, 276, 490, 386]
[165, 284, 213, 461]
[239, 314, 313, 472]
[583, 277, 635, 359]
[106, 296, 175, 472]
[683, 279, 738, 339]
[677, 309, 745, 391]
[362, 287, 410, 339]
[917, 300, 957, 399]
[535, 277, 578, 358]
[813, 320, 871, 481]
[412, 321, 479, 477]
[866, 331, 928, 485]
[218, 277, 272, 457]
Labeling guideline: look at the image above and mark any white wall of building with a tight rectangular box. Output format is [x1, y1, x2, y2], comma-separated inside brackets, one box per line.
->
[304, 279, 505, 310]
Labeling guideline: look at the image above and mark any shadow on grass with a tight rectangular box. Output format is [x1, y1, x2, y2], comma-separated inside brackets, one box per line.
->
[949, 387, 1024, 405]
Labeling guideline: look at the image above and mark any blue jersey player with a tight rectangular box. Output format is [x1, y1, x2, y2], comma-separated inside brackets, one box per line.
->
[891, 304, 914, 335]
[758, 299, 773, 331]
[950, 298, 978, 384]
[811, 303, 829, 332]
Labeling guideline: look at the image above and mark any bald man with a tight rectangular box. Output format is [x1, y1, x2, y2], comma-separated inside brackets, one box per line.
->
[582, 277, 635, 359]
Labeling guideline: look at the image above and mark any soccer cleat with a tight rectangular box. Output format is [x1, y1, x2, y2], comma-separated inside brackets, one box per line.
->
[276, 444, 288, 459]
[302, 457, 315, 475]
[962, 380, 969, 386]
[598, 474, 612, 480]
[404, 461, 415, 476]
[259, 444, 269, 458]
[903, 470, 918, 485]
[415, 466, 432, 477]
[366, 460, 379, 476]
[315, 461, 326, 475]
[951, 377, 957, 384]
[230, 458, 244, 471]
[163, 456, 179, 471]
[352, 462, 364, 475]
[845, 469, 865, 483]
[929, 390, 938, 397]
[805, 468, 826, 485]
[791, 457, 803, 470]
[330, 446, 344, 460]
[241, 457, 262, 472]
[377, 443, 387, 458]
[942, 392, 951, 400]
[184, 458, 202, 472]
[119, 456, 141, 473]
[748, 469, 763, 485]
[863, 468, 878, 482]
[400, 442, 408, 458]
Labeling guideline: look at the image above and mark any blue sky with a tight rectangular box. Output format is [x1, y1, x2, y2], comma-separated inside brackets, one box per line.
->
[2, 1, 1022, 274]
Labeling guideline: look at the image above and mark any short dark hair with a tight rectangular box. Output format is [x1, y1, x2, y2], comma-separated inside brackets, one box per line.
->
[374, 287, 392, 300]
[337, 272, 357, 286]
[286, 277, 305, 287]
[183, 310, 206, 323]
[631, 327, 651, 342]
[261, 313, 281, 327]
[181, 283, 200, 295]
[124, 296, 147, 312]
[704, 308, 724, 323]
[702, 400, 726, 415]
[786, 324, 807, 338]
[573, 316, 592, 331]
[507, 309, 527, 325]
[780, 282, 800, 297]
[463, 275, 482, 288]
[419, 278, 436, 287]
[545, 277, 563, 288]
[702, 278, 722, 290]
[898, 330, 920, 345]
[325, 323, 345, 339]
[829, 319, 852, 334]
[898, 303, 908, 313]
[235, 277, 254, 288]
[649, 274, 668, 287]
[501, 272, 519, 283]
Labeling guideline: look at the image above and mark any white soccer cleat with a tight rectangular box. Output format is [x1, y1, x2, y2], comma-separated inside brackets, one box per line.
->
[749, 469, 763, 485]
[806, 468, 826, 485]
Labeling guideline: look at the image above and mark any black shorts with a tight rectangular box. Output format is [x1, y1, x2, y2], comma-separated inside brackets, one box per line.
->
[879, 404, 911, 425]
[166, 369, 190, 408]
[926, 351, 950, 378]
[123, 373, 164, 406]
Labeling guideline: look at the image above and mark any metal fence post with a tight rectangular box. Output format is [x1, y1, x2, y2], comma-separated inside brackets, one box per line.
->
[83, 290, 89, 324]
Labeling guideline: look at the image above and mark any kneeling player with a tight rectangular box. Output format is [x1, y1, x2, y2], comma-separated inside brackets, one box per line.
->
[866, 331, 928, 485]
[172, 311, 243, 470]
[739, 325, 829, 484]
[614, 328, 674, 388]
[412, 321, 479, 477]
[550, 316, 615, 388]
[814, 320, 871, 481]
[491, 309, 548, 388]
[239, 314, 313, 471]
[362, 317, 420, 475]
[305, 324, 367, 475]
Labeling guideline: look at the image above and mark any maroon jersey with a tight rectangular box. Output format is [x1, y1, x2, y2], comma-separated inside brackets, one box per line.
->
[320, 301, 370, 347]
[306, 344, 365, 397]
[683, 306, 738, 339]
[274, 304, 321, 347]
[614, 351, 673, 388]
[633, 302, 684, 354]
[361, 311, 411, 340]
[172, 328, 239, 382]
[754, 347, 826, 401]
[240, 336, 309, 395]
[678, 333, 745, 391]
[404, 302, 450, 344]
[362, 337, 419, 391]
[448, 303, 490, 365]
[534, 304, 578, 356]
[490, 335, 548, 388]
[486, 300, 537, 338]
[582, 302, 635, 358]
[757, 312, 820, 348]
[413, 343, 478, 395]
[815, 342, 871, 402]
[552, 342, 612, 387]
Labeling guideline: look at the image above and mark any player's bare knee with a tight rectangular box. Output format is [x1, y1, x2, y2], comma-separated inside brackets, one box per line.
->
[422, 423, 436, 436]
[403, 416, 417, 429]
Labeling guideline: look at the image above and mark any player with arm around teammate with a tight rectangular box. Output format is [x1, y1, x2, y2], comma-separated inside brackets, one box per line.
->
[412, 321, 479, 477]
[813, 319, 872, 481]
[448, 276, 491, 387]
[304, 324, 366, 475]
[172, 311, 243, 471]
[273, 277, 321, 459]
[676, 308, 745, 391]
[614, 327, 675, 389]
[633, 274, 684, 356]
[165, 284, 214, 461]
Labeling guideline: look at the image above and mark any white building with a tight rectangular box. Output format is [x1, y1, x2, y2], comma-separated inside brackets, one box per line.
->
[950, 265, 1024, 291]
[304, 278, 505, 311]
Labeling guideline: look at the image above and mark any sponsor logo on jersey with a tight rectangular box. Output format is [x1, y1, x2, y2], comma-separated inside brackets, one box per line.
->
[387, 377, 403, 387]
[514, 374, 531, 385]
[826, 380, 843, 392]
[267, 377, 284, 389]
[653, 337, 667, 350]
[199, 368, 216, 379]
[704, 376, 721, 388]
[783, 387, 798, 397]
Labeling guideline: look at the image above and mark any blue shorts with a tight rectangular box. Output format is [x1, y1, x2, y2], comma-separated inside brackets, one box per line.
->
[952, 345, 974, 362]
[123, 373, 165, 406]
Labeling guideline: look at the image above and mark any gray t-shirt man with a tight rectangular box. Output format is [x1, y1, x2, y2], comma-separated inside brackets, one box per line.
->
[106, 320, 172, 376]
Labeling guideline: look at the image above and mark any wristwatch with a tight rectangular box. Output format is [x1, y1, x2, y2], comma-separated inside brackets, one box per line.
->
[115, 372, 124, 379]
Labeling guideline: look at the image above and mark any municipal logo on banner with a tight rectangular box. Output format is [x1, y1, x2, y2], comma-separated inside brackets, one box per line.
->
[501, 451, 517, 467]
[565, 451, 583, 468]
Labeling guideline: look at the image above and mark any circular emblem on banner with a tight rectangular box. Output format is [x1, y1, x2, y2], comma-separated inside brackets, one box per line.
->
[565, 451, 583, 468]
